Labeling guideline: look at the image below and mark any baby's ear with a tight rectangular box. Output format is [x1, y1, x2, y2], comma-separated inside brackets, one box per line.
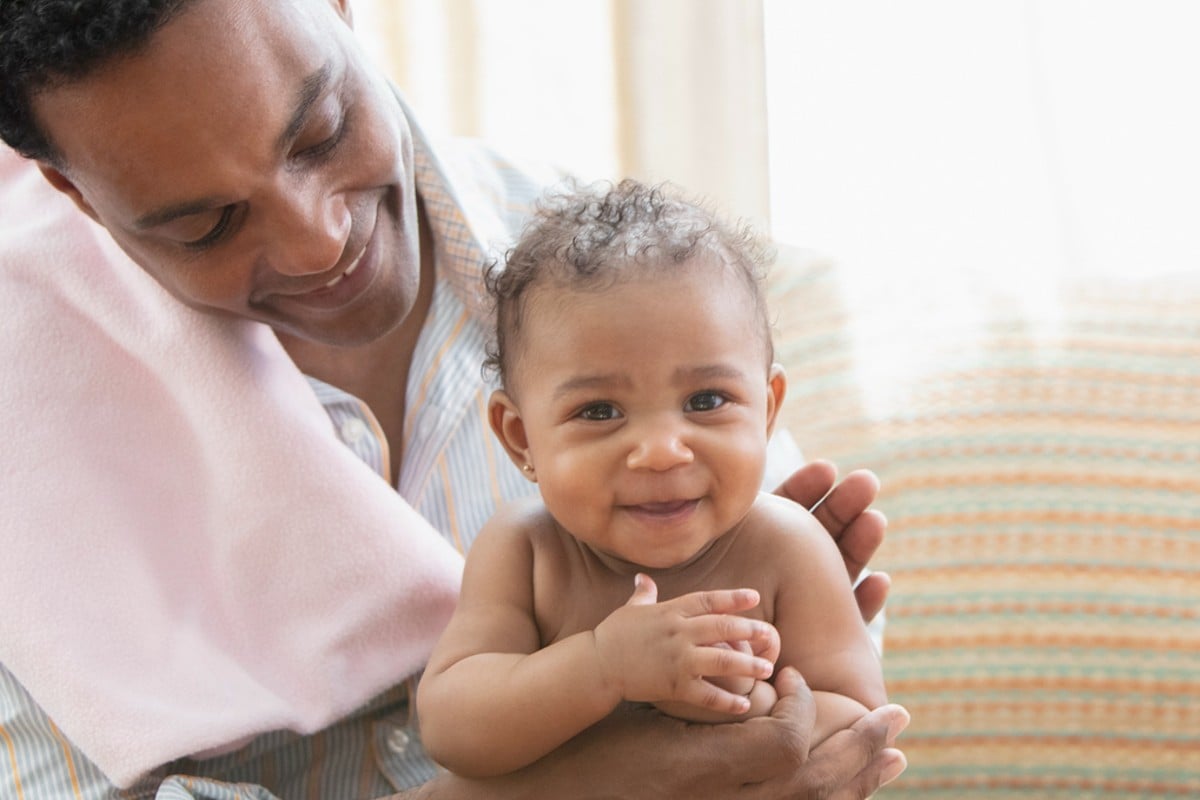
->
[488, 390, 534, 475]
[765, 363, 788, 436]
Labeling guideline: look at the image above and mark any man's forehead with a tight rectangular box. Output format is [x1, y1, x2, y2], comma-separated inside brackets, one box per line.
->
[33, 0, 346, 216]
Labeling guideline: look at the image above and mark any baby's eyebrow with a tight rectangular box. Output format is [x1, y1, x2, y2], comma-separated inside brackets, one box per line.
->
[552, 373, 630, 401]
[673, 364, 747, 383]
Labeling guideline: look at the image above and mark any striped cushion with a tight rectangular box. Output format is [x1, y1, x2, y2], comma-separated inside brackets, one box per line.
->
[770, 251, 1200, 799]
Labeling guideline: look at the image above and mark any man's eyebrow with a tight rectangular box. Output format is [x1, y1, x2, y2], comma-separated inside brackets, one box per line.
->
[133, 62, 335, 231]
[278, 61, 334, 151]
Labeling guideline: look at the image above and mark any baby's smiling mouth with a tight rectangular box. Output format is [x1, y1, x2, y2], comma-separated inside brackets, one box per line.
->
[623, 498, 701, 520]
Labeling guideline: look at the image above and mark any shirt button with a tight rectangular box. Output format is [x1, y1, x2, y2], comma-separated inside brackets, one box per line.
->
[339, 417, 370, 445]
[385, 726, 410, 755]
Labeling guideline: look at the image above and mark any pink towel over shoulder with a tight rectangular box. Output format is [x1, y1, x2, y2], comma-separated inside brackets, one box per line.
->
[0, 147, 463, 787]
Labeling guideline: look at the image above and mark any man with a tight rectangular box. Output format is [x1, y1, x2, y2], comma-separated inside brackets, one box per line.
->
[0, 0, 907, 797]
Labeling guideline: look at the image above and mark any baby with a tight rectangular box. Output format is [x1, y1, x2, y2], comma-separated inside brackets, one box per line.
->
[417, 179, 887, 777]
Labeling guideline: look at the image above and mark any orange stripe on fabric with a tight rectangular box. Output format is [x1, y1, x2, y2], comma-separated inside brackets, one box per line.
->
[0, 724, 24, 800]
[46, 720, 81, 799]
[884, 472, 1200, 494]
[888, 676, 1200, 694]
[865, 441, 1200, 464]
[909, 734, 1200, 751]
[403, 308, 469, 443]
[307, 731, 325, 800]
[886, 632, 1200, 651]
[890, 510, 1200, 534]
[887, 564, 1198, 583]
[897, 775, 1199, 795]
[895, 599, 1199, 619]
[358, 728, 375, 800]
[438, 454, 464, 554]
[905, 406, 1196, 422]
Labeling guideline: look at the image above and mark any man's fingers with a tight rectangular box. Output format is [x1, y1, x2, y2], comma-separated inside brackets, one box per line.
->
[809, 469, 880, 545]
[766, 665, 817, 736]
[878, 748, 908, 788]
[835, 508, 886, 580]
[775, 459, 838, 509]
[853, 570, 891, 624]
[810, 703, 910, 800]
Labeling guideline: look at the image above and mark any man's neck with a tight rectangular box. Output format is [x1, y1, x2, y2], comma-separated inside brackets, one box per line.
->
[277, 201, 437, 480]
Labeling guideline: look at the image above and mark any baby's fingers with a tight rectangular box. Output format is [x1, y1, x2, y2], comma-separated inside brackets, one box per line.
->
[746, 617, 781, 662]
[668, 587, 762, 618]
[691, 641, 776, 684]
[686, 612, 776, 656]
[674, 676, 760, 715]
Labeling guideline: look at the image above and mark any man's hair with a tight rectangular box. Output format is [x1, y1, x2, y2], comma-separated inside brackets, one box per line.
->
[0, 0, 191, 163]
[485, 178, 775, 387]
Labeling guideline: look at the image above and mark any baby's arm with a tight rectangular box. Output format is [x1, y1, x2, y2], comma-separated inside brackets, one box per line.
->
[416, 503, 775, 778]
[758, 494, 889, 743]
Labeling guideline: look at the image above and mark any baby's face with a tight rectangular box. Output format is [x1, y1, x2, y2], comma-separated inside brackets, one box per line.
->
[500, 258, 785, 569]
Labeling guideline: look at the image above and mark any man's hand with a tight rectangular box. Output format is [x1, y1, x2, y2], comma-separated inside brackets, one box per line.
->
[775, 460, 890, 623]
[413, 666, 908, 799]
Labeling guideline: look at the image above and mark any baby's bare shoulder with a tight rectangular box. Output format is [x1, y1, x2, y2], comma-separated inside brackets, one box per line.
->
[743, 492, 828, 546]
[483, 496, 579, 560]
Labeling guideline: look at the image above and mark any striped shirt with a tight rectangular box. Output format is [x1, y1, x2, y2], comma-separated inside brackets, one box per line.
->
[0, 109, 558, 800]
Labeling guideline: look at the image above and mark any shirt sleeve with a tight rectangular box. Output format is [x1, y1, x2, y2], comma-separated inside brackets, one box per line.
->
[3, 663, 289, 800]
[2, 663, 436, 799]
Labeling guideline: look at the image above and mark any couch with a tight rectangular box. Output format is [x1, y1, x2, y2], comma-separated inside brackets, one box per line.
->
[769, 247, 1200, 798]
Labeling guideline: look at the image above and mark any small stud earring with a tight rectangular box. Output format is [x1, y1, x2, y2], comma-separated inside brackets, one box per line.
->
[522, 464, 535, 474]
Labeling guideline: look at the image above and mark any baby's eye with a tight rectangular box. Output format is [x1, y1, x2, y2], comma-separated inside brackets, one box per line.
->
[685, 392, 727, 412]
[577, 403, 622, 422]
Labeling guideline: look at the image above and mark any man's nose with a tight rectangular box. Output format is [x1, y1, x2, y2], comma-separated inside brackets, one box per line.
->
[267, 180, 351, 277]
[626, 420, 695, 472]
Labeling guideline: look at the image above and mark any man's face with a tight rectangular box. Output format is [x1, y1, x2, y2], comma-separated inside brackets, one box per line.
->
[31, 0, 421, 346]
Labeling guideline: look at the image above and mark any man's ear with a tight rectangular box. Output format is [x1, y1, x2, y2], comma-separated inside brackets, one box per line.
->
[329, 0, 353, 26]
[37, 163, 100, 223]
[765, 363, 788, 437]
[488, 389, 535, 478]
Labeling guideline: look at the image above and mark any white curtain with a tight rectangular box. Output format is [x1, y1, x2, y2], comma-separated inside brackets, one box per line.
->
[765, 0, 1200, 283]
[350, 0, 769, 223]
[763, 0, 1200, 416]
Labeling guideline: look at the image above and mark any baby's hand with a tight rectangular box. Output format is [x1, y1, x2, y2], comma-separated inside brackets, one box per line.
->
[707, 632, 780, 696]
[592, 574, 777, 716]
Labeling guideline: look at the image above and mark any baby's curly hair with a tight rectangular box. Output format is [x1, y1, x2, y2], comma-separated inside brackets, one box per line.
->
[485, 178, 774, 388]
[0, 0, 191, 163]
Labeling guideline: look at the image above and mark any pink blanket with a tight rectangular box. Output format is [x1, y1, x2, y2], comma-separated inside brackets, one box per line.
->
[0, 148, 463, 786]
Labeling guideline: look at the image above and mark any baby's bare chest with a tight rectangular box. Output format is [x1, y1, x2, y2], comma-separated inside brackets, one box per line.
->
[530, 534, 782, 646]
